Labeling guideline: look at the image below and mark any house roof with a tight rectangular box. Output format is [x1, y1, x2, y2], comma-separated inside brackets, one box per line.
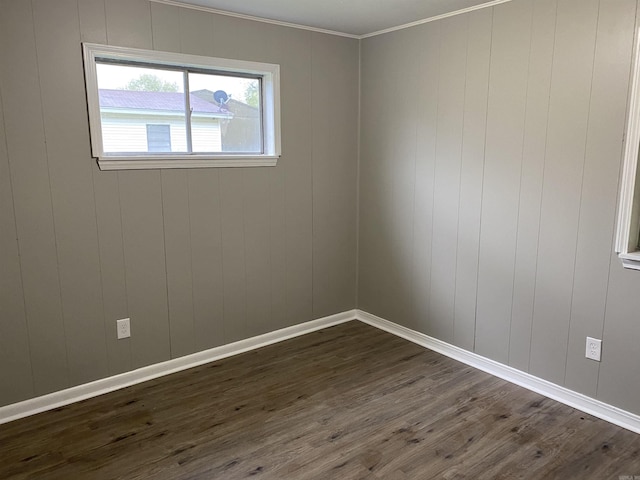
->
[98, 89, 231, 115]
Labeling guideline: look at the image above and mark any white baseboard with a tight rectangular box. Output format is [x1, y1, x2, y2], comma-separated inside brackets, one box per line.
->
[356, 309, 640, 435]
[5, 307, 639, 436]
[0, 310, 357, 425]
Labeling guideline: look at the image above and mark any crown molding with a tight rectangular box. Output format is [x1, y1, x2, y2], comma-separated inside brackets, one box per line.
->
[360, 0, 513, 38]
[150, 0, 514, 40]
[149, 0, 360, 39]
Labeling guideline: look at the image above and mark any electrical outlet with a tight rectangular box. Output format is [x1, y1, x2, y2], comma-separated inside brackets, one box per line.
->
[585, 337, 602, 361]
[117, 318, 130, 339]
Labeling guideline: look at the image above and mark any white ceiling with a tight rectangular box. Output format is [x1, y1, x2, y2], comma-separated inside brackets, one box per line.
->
[164, 0, 500, 37]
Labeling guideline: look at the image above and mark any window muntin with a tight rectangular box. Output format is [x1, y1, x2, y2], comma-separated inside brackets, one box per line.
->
[83, 43, 280, 170]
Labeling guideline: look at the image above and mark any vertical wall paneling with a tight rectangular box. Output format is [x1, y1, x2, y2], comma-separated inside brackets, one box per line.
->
[188, 172, 226, 351]
[118, 171, 171, 368]
[359, 28, 421, 326]
[160, 171, 196, 358]
[0, 86, 34, 405]
[106, 1, 171, 369]
[178, 9, 227, 351]
[410, 23, 440, 333]
[292, 27, 314, 329]
[214, 18, 314, 331]
[150, 2, 181, 53]
[266, 23, 289, 330]
[210, 19, 269, 338]
[184, 8, 248, 344]
[210, 20, 317, 330]
[212, 21, 266, 347]
[104, 0, 153, 49]
[219, 170, 248, 343]
[0, 0, 69, 395]
[474, 0, 533, 363]
[508, 0, 557, 372]
[79, 0, 133, 376]
[309, 33, 332, 318]
[387, 28, 421, 328]
[564, 0, 637, 396]
[280, 29, 314, 328]
[453, 8, 492, 351]
[91, 170, 132, 374]
[209, 17, 288, 331]
[311, 32, 359, 318]
[599, 256, 640, 414]
[32, 0, 109, 386]
[179, 5, 214, 56]
[428, 15, 468, 343]
[152, 4, 196, 359]
[529, 0, 599, 384]
[78, 0, 108, 44]
[268, 164, 289, 330]
[243, 168, 275, 337]
[357, 34, 397, 319]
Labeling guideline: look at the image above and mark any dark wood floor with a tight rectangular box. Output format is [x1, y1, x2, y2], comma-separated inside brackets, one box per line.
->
[1, 321, 639, 479]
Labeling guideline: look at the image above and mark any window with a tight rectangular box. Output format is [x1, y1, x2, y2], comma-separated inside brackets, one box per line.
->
[82, 43, 280, 170]
[616, 31, 640, 270]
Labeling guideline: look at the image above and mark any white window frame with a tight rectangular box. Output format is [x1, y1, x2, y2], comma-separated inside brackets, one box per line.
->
[82, 43, 281, 170]
[616, 28, 640, 270]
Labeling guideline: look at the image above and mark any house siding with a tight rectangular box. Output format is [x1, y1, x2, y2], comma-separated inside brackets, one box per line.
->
[100, 113, 222, 153]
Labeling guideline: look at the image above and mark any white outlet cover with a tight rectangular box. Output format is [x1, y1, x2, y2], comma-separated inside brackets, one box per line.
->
[117, 318, 131, 340]
[586, 336, 602, 362]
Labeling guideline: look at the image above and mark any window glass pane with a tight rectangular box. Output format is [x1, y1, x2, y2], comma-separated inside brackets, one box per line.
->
[189, 73, 262, 153]
[96, 63, 187, 153]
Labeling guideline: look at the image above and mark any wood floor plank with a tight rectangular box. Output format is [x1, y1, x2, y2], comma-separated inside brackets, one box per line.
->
[1, 321, 639, 479]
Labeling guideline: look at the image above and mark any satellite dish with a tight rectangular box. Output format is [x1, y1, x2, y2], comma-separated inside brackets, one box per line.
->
[213, 90, 229, 105]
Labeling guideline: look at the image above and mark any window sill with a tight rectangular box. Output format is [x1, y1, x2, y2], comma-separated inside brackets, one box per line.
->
[97, 155, 279, 171]
[619, 251, 640, 271]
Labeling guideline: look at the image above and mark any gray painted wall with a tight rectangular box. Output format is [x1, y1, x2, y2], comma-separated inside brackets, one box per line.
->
[359, 0, 640, 415]
[0, 0, 358, 407]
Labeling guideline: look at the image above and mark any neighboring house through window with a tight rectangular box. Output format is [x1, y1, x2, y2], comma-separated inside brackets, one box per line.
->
[98, 89, 228, 153]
